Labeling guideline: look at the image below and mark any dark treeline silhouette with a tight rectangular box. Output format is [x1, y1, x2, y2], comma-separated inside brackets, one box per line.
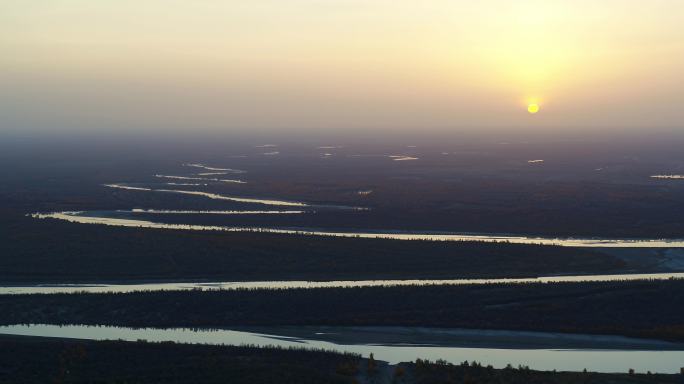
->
[0, 337, 360, 384]
[0, 210, 622, 283]
[3, 279, 684, 341]
[398, 359, 684, 384]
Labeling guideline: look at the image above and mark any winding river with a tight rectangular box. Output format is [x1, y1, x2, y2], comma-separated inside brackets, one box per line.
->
[12, 163, 684, 374]
[29, 162, 684, 248]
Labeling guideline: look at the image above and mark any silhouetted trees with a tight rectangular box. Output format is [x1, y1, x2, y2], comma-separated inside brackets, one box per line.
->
[0, 210, 621, 283]
[2, 279, 684, 341]
[0, 338, 360, 384]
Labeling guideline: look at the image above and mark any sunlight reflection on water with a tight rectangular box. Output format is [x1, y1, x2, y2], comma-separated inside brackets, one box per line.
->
[1, 324, 683, 373]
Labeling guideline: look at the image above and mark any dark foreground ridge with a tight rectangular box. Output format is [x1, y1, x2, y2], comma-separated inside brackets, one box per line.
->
[0, 336, 682, 384]
[3, 279, 684, 341]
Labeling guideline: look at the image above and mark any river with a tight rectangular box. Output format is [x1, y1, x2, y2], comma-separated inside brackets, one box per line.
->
[1, 324, 682, 373]
[31, 211, 684, 248]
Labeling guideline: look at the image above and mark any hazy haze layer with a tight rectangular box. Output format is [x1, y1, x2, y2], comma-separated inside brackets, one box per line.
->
[1, 0, 683, 135]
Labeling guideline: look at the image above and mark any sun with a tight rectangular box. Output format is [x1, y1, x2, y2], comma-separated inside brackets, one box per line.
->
[527, 103, 540, 114]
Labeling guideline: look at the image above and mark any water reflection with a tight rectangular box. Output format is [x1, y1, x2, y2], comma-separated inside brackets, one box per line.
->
[31, 210, 684, 248]
[124, 209, 306, 215]
[389, 155, 419, 161]
[155, 175, 246, 184]
[0, 324, 682, 373]
[103, 184, 309, 207]
[3, 273, 684, 295]
[183, 163, 246, 173]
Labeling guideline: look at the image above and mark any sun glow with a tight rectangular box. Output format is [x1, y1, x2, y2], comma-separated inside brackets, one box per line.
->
[527, 103, 540, 114]
[1, 1, 683, 132]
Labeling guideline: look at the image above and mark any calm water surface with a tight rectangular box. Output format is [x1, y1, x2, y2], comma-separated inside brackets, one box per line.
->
[1, 324, 682, 374]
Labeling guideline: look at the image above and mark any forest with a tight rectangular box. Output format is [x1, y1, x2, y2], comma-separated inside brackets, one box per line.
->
[0, 210, 624, 283]
[0, 336, 360, 384]
[3, 279, 684, 341]
[1, 336, 682, 384]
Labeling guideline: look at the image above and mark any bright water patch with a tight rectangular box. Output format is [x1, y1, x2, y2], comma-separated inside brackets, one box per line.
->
[389, 155, 419, 161]
[1, 324, 683, 373]
[103, 184, 309, 207]
[30, 210, 684, 248]
[124, 209, 306, 215]
[5, 272, 684, 295]
[183, 163, 246, 173]
[155, 175, 246, 184]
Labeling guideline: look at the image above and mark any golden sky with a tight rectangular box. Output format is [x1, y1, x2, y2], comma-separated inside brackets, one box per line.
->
[1, 0, 683, 134]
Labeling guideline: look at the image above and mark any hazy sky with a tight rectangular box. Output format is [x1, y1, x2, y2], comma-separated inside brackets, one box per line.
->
[1, 1, 683, 135]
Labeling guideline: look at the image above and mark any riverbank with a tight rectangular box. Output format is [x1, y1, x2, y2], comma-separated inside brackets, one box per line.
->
[2, 280, 684, 341]
[1, 215, 629, 284]
[3, 272, 684, 295]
